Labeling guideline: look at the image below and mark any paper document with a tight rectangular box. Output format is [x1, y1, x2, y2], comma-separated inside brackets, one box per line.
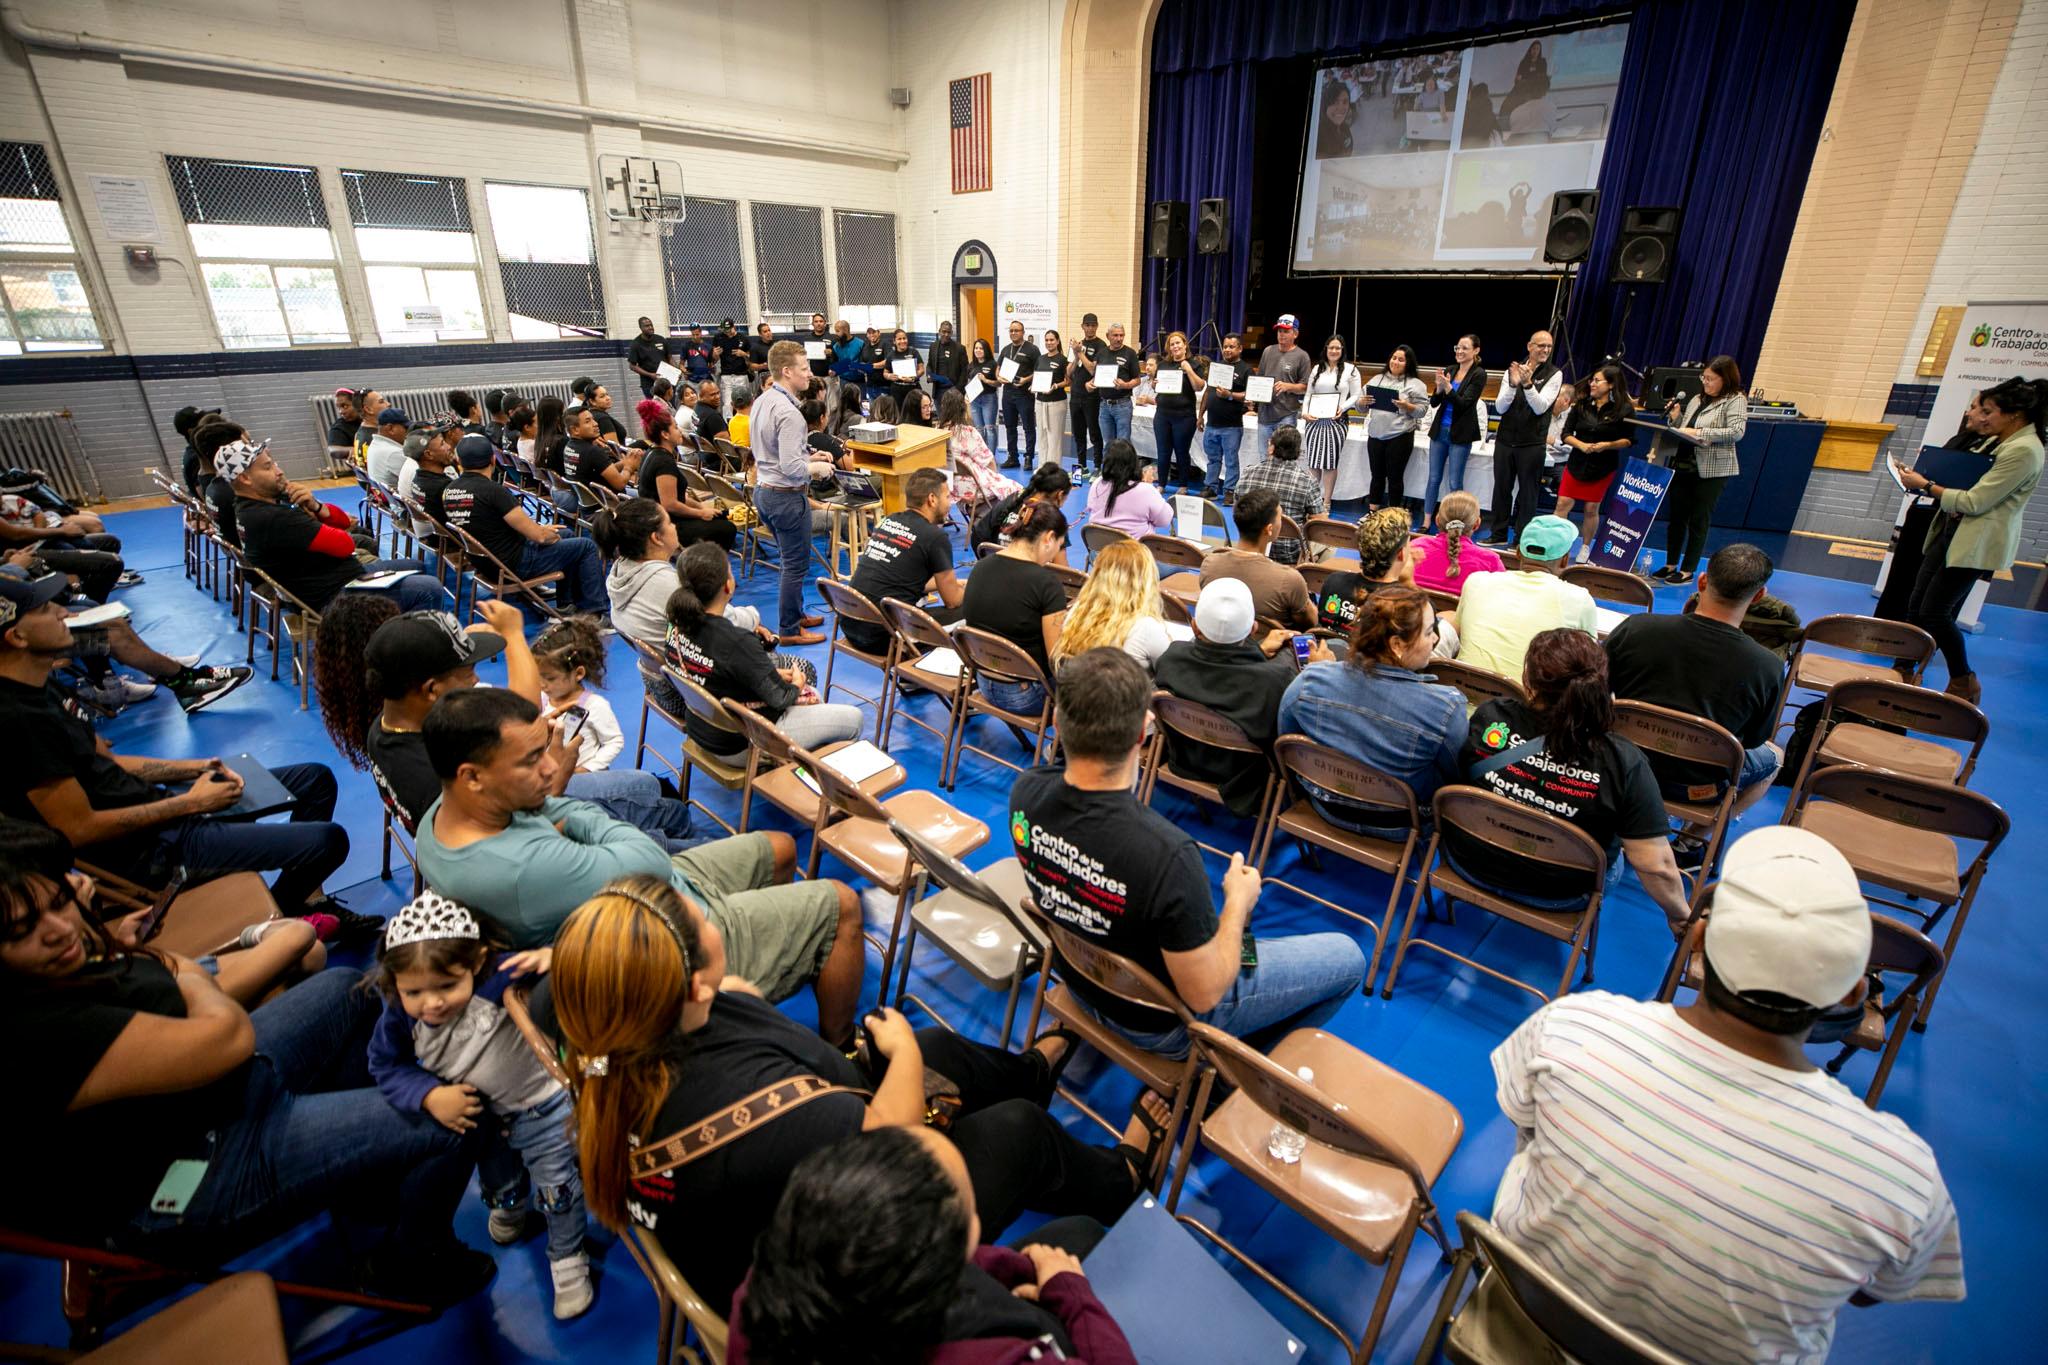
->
[1305, 391, 1339, 420]
[803, 340, 828, 361]
[891, 356, 917, 379]
[1173, 493, 1206, 541]
[964, 375, 985, 404]
[1244, 375, 1275, 403]
[1155, 368, 1184, 395]
[819, 739, 896, 783]
[998, 357, 1020, 383]
[1092, 359, 1119, 389]
[916, 646, 965, 676]
[347, 569, 418, 590]
[65, 601, 132, 628]
[1594, 606, 1626, 638]
[656, 360, 682, 384]
[1207, 361, 1237, 392]
[1030, 369, 1053, 394]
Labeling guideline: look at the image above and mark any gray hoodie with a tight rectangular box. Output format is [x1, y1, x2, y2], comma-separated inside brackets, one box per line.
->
[607, 555, 677, 647]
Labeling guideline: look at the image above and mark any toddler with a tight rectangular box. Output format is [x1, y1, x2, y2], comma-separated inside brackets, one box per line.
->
[534, 615, 623, 771]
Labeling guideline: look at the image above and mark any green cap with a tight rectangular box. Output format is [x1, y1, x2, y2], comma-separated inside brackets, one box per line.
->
[1516, 514, 1579, 563]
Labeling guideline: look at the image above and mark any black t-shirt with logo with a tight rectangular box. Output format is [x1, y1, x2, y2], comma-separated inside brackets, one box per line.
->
[846, 510, 954, 651]
[666, 616, 799, 755]
[638, 446, 683, 503]
[628, 332, 674, 381]
[237, 496, 362, 609]
[1, 675, 163, 876]
[715, 331, 750, 376]
[366, 723, 438, 832]
[1091, 346, 1140, 398]
[568, 437, 619, 488]
[1203, 357, 1255, 425]
[1009, 765, 1219, 1030]
[1451, 697, 1668, 899]
[680, 341, 715, 380]
[439, 472, 527, 569]
[1315, 569, 1369, 633]
[413, 468, 451, 528]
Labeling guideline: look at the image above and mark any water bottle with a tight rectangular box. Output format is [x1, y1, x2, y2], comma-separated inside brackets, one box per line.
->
[1266, 1067, 1314, 1164]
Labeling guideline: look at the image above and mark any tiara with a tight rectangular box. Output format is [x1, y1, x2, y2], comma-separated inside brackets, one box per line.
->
[382, 890, 481, 951]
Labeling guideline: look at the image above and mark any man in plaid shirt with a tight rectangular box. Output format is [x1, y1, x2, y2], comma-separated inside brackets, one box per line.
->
[1232, 426, 1326, 564]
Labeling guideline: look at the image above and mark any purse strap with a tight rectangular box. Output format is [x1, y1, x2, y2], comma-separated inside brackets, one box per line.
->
[629, 1075, 870, 1182]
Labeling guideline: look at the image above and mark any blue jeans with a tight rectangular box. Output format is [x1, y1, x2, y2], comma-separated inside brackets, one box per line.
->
[564, 769, 700, 851]
[119, 968, 475, 1265]
[494, 1089, 585, 1263]
[519, 535, 607, 613]
[1097, 398, 1133, 450]
[753, 484, 814, 635]
[1203, 424, 1242, 494]
[972, 392, 1000, 454]
[1425, 435, 1472, 520]
[357, 558, 448, 613]
[1658, 743, 1781, 803]
[148, 762, 348, 912]
[1155, 410, 1197, 486]
[550, 485, 581, 517]
[980, 676, 1048, 716]
[1082, 932, 1366, 1061]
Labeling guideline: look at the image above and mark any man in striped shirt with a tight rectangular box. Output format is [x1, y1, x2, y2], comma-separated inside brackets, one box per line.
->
[1490, 826, 1963, 1364]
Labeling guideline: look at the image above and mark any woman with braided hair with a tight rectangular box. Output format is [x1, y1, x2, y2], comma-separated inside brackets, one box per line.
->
[1410, 489, 1504, 598]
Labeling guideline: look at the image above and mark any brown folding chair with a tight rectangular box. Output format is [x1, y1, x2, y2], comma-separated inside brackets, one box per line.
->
[705, 473, 766, 577]
[1139, 691, 1281, 860]
[668, 669, 752, 835]
[378, 785, 423, 896]
[1049, 561, 1088, 603]
[1304, 515, 1358, 557]
[1788, 678, 1989, 796]
[1082, 520, 1134, 565]
[1785, 765, 2007, 1031]
[799, 737, 990, 997]
[724, 702, 904, 860]
[1775, 613, 1935, 730]
[1609, 699, 1746, 924]
[1262, 736, 1425, 992]
[1277, 513, 1306, 549]
[625, 1226, 729, 1365]
[76, 1269, 289, 1365]
[815, 577, 893, 715]
[1166, 1021, 1463, 1365]
[1019, 898, 1203, 1192]
[448, 521, 566, 624]
[504, 981, 573, 1091]
[1423, 587, 1462, 617]
[1297, 559, 1345, 602]
[81, 865, 279, 960]
[1141, 532, 1208, 572]
[950, 626, 1057, 788]
[1382, 787, 1610, 1005]
[973, 540, 1001, 560]
[1159, 570, 1204, 615]
[1160, 590, 1194, 626]
[1426, 658, 1529, 710]
[1418, 1211, 1689, 1365]
[888, 818, 1045, 1046]
[1561, 563, 1656, 610]
[623, 635, 687, 785]
[878, 599, 969, 774]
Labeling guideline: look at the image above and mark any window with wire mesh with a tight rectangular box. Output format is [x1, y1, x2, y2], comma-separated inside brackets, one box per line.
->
[833, 210, 898, 311]
[342, 169, 486, 344]
[484, 182, 606, 339]
[0, 141, 106, 355]
[660, 196, 745, 329]
[750, 202, 825, 320]
[166, 153, 349, 349]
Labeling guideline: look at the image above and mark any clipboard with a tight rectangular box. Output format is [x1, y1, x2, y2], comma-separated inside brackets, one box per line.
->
[210, 755, 299, 820]
[1910, 443, 1995, 491]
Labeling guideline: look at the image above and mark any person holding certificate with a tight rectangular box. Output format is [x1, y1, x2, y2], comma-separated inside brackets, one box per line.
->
[884, 328, 924, 414]
[1363, 344, 1430, 515]
[1650, 354, 1748, 584]
[1198, 332, 1255, 502]
[1086, 322, 1141, 455]
[1034, 328, 1071, 466]
[1153, 330, 1203, 490]
[1301, 334, 1363, 503]
[1249, 313, 1313, 465]
[997, 321, 1042, 469]
[1891, 374, 2045, 704]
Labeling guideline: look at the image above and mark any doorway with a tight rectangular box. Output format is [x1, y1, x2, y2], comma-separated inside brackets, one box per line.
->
[951, 239, 997, 353]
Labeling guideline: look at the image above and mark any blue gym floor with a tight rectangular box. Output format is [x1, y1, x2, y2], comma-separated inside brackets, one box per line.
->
[4, 490, 2042, 1363]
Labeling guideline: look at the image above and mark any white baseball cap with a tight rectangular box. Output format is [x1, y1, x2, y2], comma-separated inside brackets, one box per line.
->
[1193, 577, 1255, 646]
[1704, 826, 1871, 1007]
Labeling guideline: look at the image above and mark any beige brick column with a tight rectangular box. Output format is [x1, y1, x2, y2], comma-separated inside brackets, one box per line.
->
[1058, 0, 1163, 328]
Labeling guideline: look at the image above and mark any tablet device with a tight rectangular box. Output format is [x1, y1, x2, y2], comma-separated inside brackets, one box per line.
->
[215, 755, 298, 821]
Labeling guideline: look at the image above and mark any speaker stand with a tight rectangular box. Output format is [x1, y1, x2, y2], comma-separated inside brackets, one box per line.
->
[1188, 255, 1224, 357]
[1605, 284, 1646, 384]
[1547, 267, 1581, 388]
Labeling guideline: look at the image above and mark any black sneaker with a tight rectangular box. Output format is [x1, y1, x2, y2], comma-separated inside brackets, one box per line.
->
[362, 1241, 498, 1309]
[1671, 835, 1708, 872]
[114, 570, 145, 588]
[1654, 566, 1689, 584]
[168, 664, 254, 712]
[310, 901, 387, 941]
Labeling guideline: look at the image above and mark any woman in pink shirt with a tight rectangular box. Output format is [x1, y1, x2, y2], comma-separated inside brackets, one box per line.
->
[1084, 438, 1172, 538]
[1410, 489, 1503, 596]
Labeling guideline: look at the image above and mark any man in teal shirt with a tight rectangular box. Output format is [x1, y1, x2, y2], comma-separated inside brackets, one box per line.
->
[415, 688, 864, 1045]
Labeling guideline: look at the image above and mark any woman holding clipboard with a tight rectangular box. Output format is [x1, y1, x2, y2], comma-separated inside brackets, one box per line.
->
[1363, 344, 1430, 514]
[1302, 333, 1364, 503]
[1650, 354, 1748, 584]
[1893, 375, 2045, 703]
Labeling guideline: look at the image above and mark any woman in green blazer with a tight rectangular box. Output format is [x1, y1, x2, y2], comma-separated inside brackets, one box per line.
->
[1895, 375, 2046, 703]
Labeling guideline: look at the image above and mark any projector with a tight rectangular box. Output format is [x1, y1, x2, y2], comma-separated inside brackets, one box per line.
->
[850, 421, 899, 444]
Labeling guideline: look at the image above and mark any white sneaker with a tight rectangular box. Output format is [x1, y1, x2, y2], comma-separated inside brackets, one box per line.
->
[550, 1251, 594, 1319]
[117, 677, 159, 702]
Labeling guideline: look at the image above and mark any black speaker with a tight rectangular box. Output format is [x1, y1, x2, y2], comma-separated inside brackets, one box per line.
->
[1195, 198, 1230, 255]
[1645, 365, 1705, 410]
[1542, 189, 1597, 264]
[1148, 200, 1188, 259]
[1610, 205, 1681, 284]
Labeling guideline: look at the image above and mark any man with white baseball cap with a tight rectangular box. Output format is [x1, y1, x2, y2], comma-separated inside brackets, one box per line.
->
[1248, 312, 1312, 471]
[1490, 825, 1964, 1365]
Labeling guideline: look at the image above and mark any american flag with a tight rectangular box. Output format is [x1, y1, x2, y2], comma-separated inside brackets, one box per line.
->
[950, 73, 992, 194]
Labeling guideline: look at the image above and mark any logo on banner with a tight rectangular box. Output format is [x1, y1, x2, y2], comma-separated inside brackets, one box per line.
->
[1971, 324, 1992, 347]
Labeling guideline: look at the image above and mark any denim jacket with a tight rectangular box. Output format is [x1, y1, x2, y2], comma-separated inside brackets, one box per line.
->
[1277, 661, 1466, 811]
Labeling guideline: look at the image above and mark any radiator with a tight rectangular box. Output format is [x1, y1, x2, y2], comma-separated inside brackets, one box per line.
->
[0, 410, 102, 505]
[308, 381, 584, 452]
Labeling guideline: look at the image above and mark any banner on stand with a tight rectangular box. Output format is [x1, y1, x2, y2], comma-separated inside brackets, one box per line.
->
[1590, 458, 1673, 572]
[996, 290, 1058, 339]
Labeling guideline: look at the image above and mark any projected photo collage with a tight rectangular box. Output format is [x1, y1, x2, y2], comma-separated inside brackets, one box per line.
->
[1295, 22, 1629, 274]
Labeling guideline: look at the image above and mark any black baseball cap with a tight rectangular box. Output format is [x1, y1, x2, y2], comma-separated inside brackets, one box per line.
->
[0, 573, 70, 633]
[363, 610, 507, 696]
[455, 434, 497, 469]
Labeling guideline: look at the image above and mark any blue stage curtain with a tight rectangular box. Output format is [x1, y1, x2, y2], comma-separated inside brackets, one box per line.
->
[1141, 0, 1854, 386]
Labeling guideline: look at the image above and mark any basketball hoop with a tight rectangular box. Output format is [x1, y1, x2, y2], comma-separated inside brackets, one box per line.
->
[598, 155, 686, 233]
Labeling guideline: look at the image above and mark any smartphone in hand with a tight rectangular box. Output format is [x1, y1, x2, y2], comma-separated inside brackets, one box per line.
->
[1292, 635, 1313, 667]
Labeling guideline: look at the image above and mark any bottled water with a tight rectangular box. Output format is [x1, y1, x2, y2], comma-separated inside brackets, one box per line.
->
[1266, 1067, 1315, 1164]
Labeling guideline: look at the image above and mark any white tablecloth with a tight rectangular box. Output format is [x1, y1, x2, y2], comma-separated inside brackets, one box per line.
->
[1131, 407, 1502, 509]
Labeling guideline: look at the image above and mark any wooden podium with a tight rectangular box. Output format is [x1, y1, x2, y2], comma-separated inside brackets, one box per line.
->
[844, 424, 951, 514]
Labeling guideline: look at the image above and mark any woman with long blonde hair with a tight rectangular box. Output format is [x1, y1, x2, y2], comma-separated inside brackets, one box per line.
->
[553, 876, 1151, 1314]
[1053, 539, 1172, 670]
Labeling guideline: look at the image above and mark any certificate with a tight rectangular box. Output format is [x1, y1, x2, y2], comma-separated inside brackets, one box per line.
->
[1030, 368, 1053, 394]
[998, 357, 1020, 382]
[1207, 361, 1237, 392]
[655, 360, 682, 384]
[1155, 368, 1184, 395]
[964, 375, 985, 404]
[890, 356, 917, 379]
[803, 340, 828, 361]
[1244, 375, 1275, 403]
[1093, 358, 1119, 389]
[1305, 391, 1339, 420]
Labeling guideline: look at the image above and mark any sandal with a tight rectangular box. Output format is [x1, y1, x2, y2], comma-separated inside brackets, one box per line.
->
[1114, 1089, 1174, 1191]
[1026, 1026, 1081, 1100]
